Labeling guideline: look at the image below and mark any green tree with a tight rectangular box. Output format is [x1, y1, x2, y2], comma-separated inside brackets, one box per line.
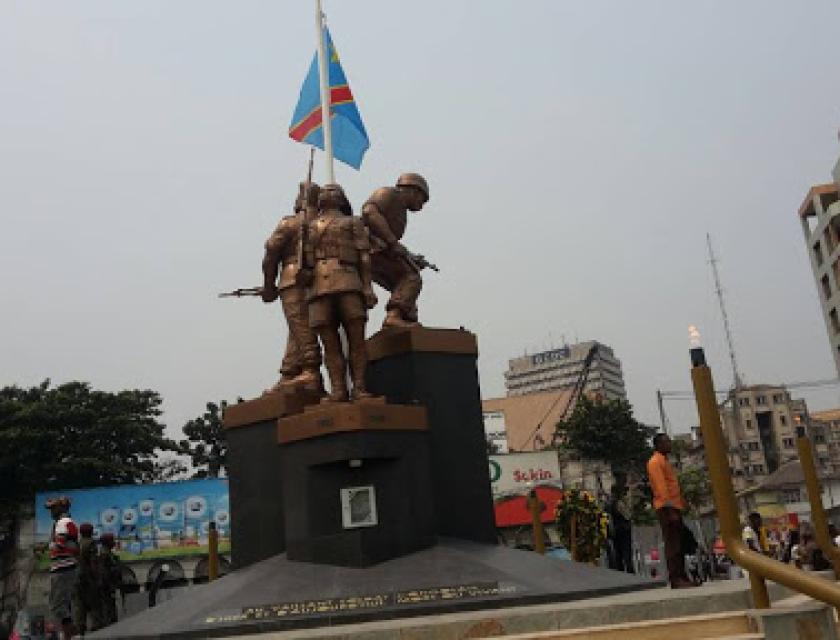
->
[678, 465, 712, 515]
[554, 395, 656, 476]
[179, 401, 227, 478]
[0, 380, 180, 517]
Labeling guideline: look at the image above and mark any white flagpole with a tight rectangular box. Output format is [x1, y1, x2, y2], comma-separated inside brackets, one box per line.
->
[315, 0, 335, 183]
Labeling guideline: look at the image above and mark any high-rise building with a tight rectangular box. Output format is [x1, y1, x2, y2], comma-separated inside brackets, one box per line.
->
[503, 341, 627, 401]
[800, 152, 840, 376]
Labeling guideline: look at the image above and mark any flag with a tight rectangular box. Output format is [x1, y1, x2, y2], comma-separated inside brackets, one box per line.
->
[289, 27, 369, 170]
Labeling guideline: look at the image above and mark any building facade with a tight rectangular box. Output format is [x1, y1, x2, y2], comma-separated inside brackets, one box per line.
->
[810, 408, 840, 475]
[718, 385, 820, 492]
[800, 156, 840, 376]
[503, 341, 627, 401]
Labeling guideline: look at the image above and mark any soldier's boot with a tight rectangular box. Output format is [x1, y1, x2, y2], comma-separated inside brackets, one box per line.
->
[292, 367, 324, 395]
[346, 319, 374, 401]
[382, 308, 418, 329]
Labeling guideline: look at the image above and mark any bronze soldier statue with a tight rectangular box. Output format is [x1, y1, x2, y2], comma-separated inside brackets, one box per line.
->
[362, 173, 430, 328]
[261, 183, 323, 394]
[306, 183, 377, 402]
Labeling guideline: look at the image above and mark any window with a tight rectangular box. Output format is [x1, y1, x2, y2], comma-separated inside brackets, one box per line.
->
[772, 394, 784, 403]
[756, 396, 767, 405]
[823, 274, 832, 300]
[745, 419, 753, 429]
[753, 464, 765, 474]
[815, 434, 826, 444]
[748, 441, 760, 451]
[832, 308, 840, 335]
[779, 415, 787, 426]
[815, 240, 825, 266]
[739, 397, 751, 407]
[784, 489, 800, 503]
[783, 437, 794, 448]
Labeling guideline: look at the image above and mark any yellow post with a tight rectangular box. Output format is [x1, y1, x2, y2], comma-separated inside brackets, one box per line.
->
[528, 488, 546, 555]
[689, 340, 840, 610]
[796, 426, 840, 579]
[208, 520, 219, 581]
[689, 345, 769, 608]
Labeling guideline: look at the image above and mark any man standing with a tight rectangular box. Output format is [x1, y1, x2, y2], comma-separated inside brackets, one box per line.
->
[96, 533, 121, 627]
[647, 434, 695, 588]
[261, 182, 323, 394]
[306, 184, 377, 402]
[362, 173, 430, 328]
[45, 496, 79, 638]
[607, 477, 634, 573]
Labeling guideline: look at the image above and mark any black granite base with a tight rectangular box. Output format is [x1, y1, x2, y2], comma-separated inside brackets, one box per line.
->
[280, 430, 436, 567]
[226, 419, 285, 569]
[89, 539, 657, 639]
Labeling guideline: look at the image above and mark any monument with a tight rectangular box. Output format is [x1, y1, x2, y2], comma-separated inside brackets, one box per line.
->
[89, 8, 653, 638]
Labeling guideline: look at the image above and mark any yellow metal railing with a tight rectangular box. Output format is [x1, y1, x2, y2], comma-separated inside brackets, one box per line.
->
[690, 345, 840, 609]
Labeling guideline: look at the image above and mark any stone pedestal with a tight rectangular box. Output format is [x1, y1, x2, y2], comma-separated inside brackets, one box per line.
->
[277, 402, 434, 567]
[223, 388, 320, 569]
[365, 326, 497, 544]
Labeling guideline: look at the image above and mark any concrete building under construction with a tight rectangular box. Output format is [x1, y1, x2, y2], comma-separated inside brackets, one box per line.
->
[800, 152, 840, 377]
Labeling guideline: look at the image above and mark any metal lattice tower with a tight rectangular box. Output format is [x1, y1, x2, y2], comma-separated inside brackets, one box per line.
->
[707, 233, 744, 389]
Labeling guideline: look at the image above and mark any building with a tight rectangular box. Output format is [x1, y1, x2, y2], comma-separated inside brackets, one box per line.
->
[503, 341, 627, 401]
[483, 389, 574, 452]
[800, 154, 840, 376]
[718, 385, 817, 492]
[810, 408, 840, 475]
[737, 459, 840, 525]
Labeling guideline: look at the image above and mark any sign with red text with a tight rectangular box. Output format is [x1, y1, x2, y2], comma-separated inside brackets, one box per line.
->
[488, 451, 561, 498]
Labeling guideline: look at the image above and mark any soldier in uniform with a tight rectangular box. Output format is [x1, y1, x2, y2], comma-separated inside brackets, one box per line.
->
[362, 173, 430, 328]
[306, 184, 377, 402]
[261, 182, 323, 394]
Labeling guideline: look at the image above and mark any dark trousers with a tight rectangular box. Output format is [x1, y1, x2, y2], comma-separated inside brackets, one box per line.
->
[614, 530, 634, 574]
[657, 507, 687, 585]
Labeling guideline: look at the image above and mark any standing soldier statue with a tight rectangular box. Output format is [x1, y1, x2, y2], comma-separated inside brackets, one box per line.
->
[306, 183, 377, 402]
[261, 182, 324, 394]
[362, 173, 432, 328]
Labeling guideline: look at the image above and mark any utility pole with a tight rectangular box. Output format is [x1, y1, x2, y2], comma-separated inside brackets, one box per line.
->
[656, 389, 670, 435]
[707, 233, 743, 389]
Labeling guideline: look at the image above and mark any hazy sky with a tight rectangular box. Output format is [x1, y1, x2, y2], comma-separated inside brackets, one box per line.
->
[2, 1, 840, 441]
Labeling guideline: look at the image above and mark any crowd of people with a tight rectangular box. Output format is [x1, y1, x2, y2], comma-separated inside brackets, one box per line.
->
[42, 496, 122, 639]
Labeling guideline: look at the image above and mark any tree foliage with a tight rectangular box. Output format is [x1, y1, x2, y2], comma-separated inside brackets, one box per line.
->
[554, 396, 656, 476]
[678, 465, 712, 515]
[179, 401, 227, 478]
[0, 380, 180, 516]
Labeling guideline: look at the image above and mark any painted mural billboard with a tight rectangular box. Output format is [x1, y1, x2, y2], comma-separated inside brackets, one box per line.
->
[35, 478, 230, 568]
[488, 451, 563, 527]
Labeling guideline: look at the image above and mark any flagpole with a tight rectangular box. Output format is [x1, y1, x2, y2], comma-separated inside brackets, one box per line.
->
[315, 0, 335, 183]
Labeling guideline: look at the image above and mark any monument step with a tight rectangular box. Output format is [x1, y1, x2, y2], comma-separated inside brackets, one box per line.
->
[482, 610, 755, 640]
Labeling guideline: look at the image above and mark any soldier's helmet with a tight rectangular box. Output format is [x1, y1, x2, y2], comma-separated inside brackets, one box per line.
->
[396, 173, 429, 202]
[318, 183, 353, 216]
[44, 496, 71, 510]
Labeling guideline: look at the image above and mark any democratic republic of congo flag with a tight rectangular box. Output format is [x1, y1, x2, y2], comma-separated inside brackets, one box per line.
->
[289, 27, 369, 170]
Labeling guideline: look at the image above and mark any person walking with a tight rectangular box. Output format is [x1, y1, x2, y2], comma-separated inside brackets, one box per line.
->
[647, 434, 696, 588]
[607, 477, 634, 573]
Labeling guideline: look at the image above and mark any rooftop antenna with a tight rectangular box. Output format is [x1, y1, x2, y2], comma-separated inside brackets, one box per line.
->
[707, 233, 744, 389]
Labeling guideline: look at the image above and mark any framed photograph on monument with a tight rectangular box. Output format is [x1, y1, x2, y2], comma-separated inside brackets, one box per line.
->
[340, 485, 378, 529]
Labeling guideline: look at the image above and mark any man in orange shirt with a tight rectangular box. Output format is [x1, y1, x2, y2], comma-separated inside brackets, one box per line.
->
[647, 433, 695, 588]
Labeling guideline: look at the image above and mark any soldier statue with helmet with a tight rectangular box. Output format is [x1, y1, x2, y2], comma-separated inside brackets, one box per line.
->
[261, 181, 324, 394]
[304, 183, 378, 402]
[362, 173, 432, 328]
